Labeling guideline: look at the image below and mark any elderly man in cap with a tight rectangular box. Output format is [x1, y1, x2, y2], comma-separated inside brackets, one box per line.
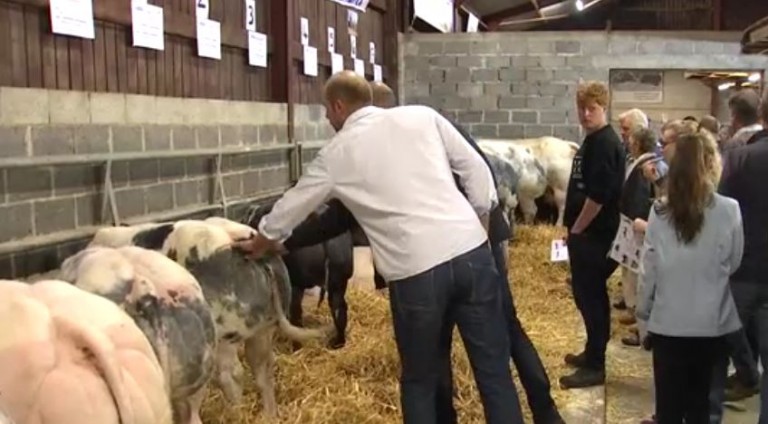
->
[235, 71, 524, 424]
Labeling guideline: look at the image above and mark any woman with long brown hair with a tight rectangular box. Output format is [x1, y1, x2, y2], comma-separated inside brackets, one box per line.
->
[636, 130, 744, 423]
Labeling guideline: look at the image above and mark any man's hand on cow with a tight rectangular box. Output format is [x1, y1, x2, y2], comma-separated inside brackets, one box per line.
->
[232, 233, 284, 259]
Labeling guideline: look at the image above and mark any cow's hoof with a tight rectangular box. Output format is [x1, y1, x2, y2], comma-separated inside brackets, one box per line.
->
[328, 337, 346, 350]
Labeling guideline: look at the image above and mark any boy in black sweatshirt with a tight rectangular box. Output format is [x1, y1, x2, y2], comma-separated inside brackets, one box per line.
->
[560, 81, 625, 389]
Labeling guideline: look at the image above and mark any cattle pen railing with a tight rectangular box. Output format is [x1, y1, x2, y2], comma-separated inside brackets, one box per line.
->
[0, 140, 328, 257]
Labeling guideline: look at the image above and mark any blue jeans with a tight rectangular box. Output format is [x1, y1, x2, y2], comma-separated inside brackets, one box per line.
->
[389, 242, 524, 424]
[492, 241, 561, 423]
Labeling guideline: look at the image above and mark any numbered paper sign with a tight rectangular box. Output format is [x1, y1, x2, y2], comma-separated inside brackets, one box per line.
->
[300, 17, 309, 46]
[197, 18, 221, 60]
[353, 58, 364, 77]
[327, 27, 335, 53]
[196, 0, 209, 21]
[331, 52, 344, 75]
[50, 0, 95, 39]
[369, 41, 375, 63]
[248, 31, 267, 67]
[550, 239, 569, 262]
[303, 45, 318, 77]
[350, 35, 357, 58]
[373, 64, 382, 82]
[132, 2, 164, 50]
[244, 0, 256, 31]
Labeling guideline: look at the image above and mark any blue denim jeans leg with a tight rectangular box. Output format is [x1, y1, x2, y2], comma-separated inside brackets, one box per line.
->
[491, 240, 561, 423]
[388, 243, 524, 424]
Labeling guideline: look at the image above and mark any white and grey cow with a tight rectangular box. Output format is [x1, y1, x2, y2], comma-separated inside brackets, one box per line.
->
[479, 139, 548, 226]
[479, 136, 579, 226]
[88, 217, 334, 419]
[58, 245, 216, 424]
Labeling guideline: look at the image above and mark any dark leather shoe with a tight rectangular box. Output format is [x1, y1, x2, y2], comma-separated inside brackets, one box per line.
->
[564, 351, 588, 368]
[559, 368, 606, 389]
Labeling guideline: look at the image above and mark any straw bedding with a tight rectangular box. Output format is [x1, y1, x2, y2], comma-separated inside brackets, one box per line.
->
[199, 225, 585, 423]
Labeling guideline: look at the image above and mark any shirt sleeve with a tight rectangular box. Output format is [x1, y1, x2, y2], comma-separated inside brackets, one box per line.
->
[434, 112, 498, 216]
[729, 201, 745, 274]
[584, 134, 622, 205]
[282, 199, 355, 250]
[258, 151, 334, 242]
[636, 207, 659, 322]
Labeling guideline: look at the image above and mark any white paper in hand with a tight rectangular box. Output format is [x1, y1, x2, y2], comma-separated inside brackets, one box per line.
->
[551, 239, 569, 262]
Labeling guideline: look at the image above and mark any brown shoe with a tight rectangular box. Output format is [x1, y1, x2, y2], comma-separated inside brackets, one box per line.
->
[619, 308, 637, 325]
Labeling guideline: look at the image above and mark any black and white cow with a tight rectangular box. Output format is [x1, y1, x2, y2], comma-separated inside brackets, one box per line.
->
[243, 201, 355, 350]
[87, 217, 334, 419]
[59, 245, 216, 424]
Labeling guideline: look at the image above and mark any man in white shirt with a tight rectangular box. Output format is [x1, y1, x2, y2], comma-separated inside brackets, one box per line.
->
[234, 71, 524, 423]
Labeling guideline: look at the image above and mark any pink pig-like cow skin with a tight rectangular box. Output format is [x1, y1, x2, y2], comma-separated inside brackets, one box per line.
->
[0, 279, 173, 424]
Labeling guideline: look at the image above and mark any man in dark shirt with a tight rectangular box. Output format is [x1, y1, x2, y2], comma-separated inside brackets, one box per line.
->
[282, 82, 564, 424]
[714, 90, 768, 417]
[560, 81, 625, 389]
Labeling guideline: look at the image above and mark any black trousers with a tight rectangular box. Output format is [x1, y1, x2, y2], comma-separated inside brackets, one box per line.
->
[567, 232, 618, 370]
[652, 334, 728, 424]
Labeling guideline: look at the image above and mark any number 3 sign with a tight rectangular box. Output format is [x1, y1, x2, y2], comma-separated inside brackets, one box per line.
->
[245, 0, 256, 31]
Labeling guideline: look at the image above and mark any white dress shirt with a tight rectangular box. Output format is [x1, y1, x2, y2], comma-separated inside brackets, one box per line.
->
[257, 105, 498, 282]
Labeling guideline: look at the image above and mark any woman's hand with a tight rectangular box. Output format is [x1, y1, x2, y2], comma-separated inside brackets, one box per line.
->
[633, 218, 647, 235]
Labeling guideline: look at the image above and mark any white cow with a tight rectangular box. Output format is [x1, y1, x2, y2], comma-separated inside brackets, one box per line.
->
[478, 139, 549, 225]
[0, 279, 172, 424]
[486, 136, 580, 226]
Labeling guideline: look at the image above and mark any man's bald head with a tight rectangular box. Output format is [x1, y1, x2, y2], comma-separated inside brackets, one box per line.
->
[370, 81, 396, 108]
[323, 71, 373, 131]
[324, 71, 373, 109]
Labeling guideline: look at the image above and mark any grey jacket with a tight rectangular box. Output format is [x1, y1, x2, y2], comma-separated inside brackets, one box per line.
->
[637, 193, 744, 337]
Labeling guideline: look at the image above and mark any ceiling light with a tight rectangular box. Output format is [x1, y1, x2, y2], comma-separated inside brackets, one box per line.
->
[748, 73, 761, 82]
[575, 0, 584, 11]
[718, 82, 735, 91]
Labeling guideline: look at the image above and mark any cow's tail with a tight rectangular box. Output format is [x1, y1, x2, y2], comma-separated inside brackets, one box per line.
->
[317, 242, 329, 309]
[53, 315, 140, 424]
[265, 259, 334, 343]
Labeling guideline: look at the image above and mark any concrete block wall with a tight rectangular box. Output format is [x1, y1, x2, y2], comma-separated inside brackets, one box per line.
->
[398, 31, 768, 142]
[295, 104, 334, 173]
[0, 87, 291, 278]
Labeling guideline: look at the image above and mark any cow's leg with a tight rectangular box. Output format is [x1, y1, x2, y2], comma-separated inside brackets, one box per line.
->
[173, 385, 206, 424]
[327, 269, 350, 349]
[244, 329, 278, 420]
[554, 188, 567, 227]
[518, 196, 538, 225]
[289, 287, 304, 351]
[213, 341, 243, 404]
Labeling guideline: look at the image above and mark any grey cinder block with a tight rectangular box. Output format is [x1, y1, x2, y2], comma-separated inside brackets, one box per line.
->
[159, 158, 186, 180]
[555, 40, 581, 54]
[0, 202, 33, 242]
[499, 96, 527, 109]
[112, 125, 144, 153]
[115, 187, 146, 218]
[128, 159, 160, 185]
[53, 165, 100, 197]
[34, 197, 76, 235]
[512, 111, 538, 124]
[174, 180, 201, 207]
[146, 184, 174, 213]
[0, 126, 29, 157]
[171, 126, 197, 150]
[458, 111, 484, 124]
[484, 111, 511, 124]
[524, 125, 554, 137]
[75, 194, 99, 228]
[471, 124, 498, 138]
[32, 125, 75, 156]
[6, 168, 53, 202]
[74, 125, 110, 154]
[144, 125, 172, 151]
[498, 124, 525, 139]
[196, 126, 220, 149]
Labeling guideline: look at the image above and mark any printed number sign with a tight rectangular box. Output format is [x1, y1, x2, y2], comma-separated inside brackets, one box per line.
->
[245, 0, 256, 32]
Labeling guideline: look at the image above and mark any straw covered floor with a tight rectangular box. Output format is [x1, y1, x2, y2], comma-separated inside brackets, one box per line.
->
[200, 225, 585, 423]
